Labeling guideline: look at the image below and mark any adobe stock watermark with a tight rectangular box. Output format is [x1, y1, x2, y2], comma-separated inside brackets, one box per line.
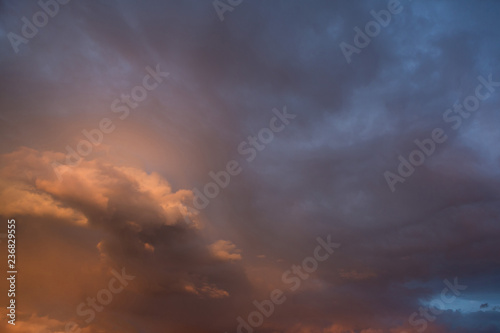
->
[65, 267, 135, 333]
[402, 277, 467, 333]
[384, 74, 500, 192]
[192, 106, 295, 211]
[180, 106, 295, 225]
[179, 106, 295, 226]
[340, 0, 411, 64]
[8, 0, 73, 54]
[51, 64, 169, 181]
[229, 235, 340, 333]
[213, 0, 243, 21]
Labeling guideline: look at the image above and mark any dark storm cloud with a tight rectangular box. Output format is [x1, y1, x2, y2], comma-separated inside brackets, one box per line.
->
[1, 0, 500, 332]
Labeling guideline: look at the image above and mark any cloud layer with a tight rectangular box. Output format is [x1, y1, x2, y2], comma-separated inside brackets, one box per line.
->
[1, 0, 500, 332]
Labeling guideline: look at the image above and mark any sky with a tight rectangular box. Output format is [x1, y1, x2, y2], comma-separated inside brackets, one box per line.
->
[1, 0, 500, 332]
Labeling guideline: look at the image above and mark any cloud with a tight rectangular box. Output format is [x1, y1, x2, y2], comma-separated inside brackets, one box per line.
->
[184, 281, 230, 299]
[1, 0, 500, 332]
[209, 239, 242, 261]
[0, 147, 198, 229]
[0, 147, 252, 332]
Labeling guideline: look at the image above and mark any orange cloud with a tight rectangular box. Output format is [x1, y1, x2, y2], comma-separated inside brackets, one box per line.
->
[0, 147, 197, 228]
[209, 239, 242, 261]
[184, 281, 230, 299]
